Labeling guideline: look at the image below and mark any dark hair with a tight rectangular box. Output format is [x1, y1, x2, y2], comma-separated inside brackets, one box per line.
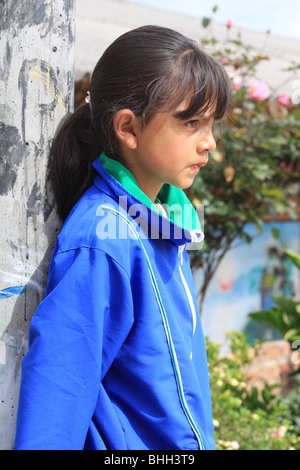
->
[50, 25, 231, 220]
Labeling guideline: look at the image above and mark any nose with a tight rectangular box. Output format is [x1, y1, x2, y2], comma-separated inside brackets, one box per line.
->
[197, 129, 216, 154]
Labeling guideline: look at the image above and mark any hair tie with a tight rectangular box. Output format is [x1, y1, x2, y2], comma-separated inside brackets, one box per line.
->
[85, 91, 91, 105]
[85, 91, 92, 115]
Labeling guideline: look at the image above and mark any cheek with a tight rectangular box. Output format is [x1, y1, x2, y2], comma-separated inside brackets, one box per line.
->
[139, 126, 184, 169]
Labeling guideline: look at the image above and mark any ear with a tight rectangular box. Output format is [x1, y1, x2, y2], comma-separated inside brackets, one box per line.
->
[113, 109, 139, 149]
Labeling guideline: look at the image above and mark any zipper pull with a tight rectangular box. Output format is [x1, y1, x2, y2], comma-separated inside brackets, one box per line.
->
[178, 245, 185, 266]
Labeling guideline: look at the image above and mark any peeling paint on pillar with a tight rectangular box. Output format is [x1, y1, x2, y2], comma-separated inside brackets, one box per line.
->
[0, 0, 75, 449]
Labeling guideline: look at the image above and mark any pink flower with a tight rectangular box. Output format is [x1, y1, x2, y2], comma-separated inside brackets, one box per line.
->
[232, 76, 242, 91]
[230, 440, 240, 450]
[226, 19, 233, 28]
[222, 57, 229, 64]
[248, 79, 270, 102]
[278, 93, 290, 105]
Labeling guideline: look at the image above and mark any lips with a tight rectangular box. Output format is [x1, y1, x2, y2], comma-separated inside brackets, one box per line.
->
[189, 164, 201, 171]
[190, 160, 208, 170]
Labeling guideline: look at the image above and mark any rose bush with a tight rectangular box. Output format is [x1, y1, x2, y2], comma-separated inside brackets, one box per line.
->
[187, 7, 300, 315]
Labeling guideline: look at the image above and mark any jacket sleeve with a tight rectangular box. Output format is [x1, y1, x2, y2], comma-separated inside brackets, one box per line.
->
[14, 246, 134, 450]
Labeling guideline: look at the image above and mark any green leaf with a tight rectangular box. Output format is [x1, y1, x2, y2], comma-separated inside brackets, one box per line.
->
[231, 39, 243, 47]
[273, 296, 299, 318]
[292, 109, 300, 119]
[284, 329, 300, 341]
[284, 249, 300, 270]
[249, 309, 286, 332]
[271, 228, 280, 239]
[255, 223, 262, 233]
[202, 17, 211, 28]
[261, 384, 278, 405]
[261, 188, 284, 198]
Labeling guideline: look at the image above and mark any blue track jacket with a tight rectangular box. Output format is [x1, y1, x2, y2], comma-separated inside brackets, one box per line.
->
[15, 154, 216, 450]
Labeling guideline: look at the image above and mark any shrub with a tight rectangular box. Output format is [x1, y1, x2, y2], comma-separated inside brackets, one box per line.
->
[206, 331, 300, 449]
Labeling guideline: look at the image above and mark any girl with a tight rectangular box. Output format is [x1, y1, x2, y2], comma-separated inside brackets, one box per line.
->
[15, 25, 231, 450]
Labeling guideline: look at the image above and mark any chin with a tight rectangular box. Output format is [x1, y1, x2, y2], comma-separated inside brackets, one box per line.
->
[179, 179, 195, 190]
[173, 183, 193, 191]
[168, 175, 196, 190]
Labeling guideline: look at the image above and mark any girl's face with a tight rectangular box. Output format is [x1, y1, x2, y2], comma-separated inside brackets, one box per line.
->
[124, 100, 216, 202]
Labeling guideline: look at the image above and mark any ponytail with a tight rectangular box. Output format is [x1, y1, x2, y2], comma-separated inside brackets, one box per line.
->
[49, 103, 100, 221]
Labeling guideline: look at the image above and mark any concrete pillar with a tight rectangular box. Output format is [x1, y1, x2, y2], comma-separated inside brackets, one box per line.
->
[0, 0, 75, 449]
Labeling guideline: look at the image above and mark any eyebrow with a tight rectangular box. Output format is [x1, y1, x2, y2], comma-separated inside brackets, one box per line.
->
[172, 111, 214, 120]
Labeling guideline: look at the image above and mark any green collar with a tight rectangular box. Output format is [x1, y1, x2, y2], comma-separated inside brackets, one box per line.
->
[99, 152, 201, 233]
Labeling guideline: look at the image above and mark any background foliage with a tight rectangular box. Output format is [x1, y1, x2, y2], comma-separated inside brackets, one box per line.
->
[190, 8, 300, 450]
[186, 7, 300, 315]
[207, 331, 300, 450]
[249, 248, 300, 374]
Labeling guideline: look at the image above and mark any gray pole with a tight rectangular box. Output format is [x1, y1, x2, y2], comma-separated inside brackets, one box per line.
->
[0, 0, 75, 449]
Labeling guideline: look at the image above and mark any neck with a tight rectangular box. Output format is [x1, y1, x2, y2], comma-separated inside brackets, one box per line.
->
[120, 161, 162, 203]
[134, 178, 162, 204]
[118, 147, 163, 203]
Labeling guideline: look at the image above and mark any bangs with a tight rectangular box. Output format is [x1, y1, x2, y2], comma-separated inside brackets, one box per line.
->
[154, 47, 231, 121]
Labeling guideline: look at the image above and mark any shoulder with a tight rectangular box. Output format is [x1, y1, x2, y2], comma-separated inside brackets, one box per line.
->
[56, 186, 108, 251]
[53, 186, 140, 273]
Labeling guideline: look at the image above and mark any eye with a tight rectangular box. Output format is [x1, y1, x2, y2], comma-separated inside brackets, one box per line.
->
[186, 119, 198, 129]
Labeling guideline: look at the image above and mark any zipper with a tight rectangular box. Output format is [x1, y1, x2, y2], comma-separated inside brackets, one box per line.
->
[99, 205, 205, 450]
[178, 245, 197, 336]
